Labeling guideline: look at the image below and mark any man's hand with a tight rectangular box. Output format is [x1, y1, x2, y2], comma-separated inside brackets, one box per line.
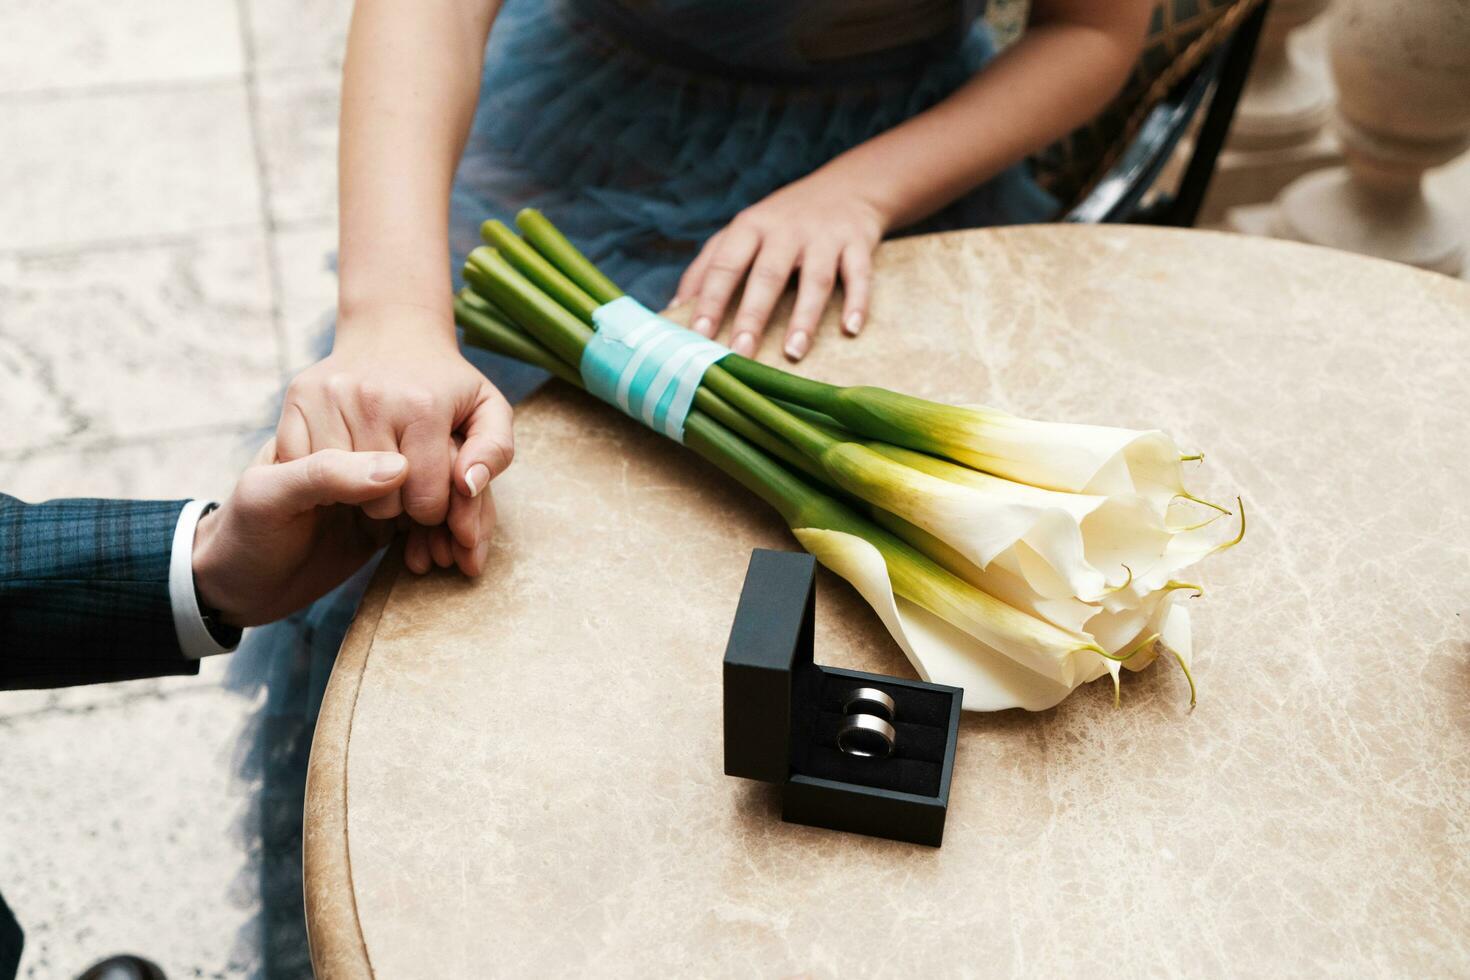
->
[275, 306, 514, 534]
[191, 441, 495, 628]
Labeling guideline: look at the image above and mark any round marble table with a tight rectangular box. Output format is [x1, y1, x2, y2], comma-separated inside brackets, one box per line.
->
[303, 226, 1470, 977]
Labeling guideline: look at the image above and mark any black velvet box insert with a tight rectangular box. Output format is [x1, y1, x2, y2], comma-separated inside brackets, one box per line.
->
[723, 549, 963, 847]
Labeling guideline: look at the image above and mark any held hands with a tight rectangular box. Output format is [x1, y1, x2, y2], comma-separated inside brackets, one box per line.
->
[276, 305, 513, 576]
[676, 173, 888, 362]
[192, 443, 411, 626]
[193, 439, 502, 627]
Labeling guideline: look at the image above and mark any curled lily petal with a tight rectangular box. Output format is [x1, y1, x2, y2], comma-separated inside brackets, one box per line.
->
[1098, 502, 1244, 609]
[1164, 580, 1205, 598]
[874, 511, 1101, 635]
[820, 442, 1103, 591]
[793, 527, 1112, 710]
[1174, 491, 1232, 516]
[1158, 602, 1197, 707]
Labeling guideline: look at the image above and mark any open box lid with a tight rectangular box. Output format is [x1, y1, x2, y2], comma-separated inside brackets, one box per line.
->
[721, 549, 817, 783]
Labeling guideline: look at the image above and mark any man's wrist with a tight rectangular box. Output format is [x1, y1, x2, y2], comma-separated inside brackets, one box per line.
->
[171, 500, 241, 658]
[191, 506, 243, 628]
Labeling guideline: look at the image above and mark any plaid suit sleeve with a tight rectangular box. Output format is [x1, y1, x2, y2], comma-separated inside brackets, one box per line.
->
[0, 493, 201, 690]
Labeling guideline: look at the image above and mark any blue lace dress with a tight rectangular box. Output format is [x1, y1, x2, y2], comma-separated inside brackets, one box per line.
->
[229, 3, 1056, 969]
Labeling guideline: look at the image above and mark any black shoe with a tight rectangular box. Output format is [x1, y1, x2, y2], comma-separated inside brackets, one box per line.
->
[76, 955, 166, 980]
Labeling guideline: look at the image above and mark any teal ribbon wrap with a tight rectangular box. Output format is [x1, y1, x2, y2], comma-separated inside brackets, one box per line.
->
[580, 296, 730, 443]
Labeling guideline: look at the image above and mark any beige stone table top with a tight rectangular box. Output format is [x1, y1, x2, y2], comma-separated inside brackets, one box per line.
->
[303, 226, 1470, 977]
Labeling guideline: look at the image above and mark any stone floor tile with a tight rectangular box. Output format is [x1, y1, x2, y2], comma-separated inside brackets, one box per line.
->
[254, 70, 340, 227]
[0, 1, 244, 95]
[0, 683, 262, 978]
[273, 223, 338, 376]
[0, 85, 261, 252]
[0, 674, 189, 727]
[0, 427, 262, 505]
[0, 653, 240, 731]
[244, 0, 353, 74]
[0, 231, 280, 453]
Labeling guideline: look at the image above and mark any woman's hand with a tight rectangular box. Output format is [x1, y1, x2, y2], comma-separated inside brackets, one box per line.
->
[675, 0, 1150, 367]
[399, 435, 499, 576]
[275, 304, 514, 575]
[676, 174, 888, 362]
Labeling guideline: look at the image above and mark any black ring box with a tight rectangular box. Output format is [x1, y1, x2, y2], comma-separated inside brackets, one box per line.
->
[722, 549, 963, 847]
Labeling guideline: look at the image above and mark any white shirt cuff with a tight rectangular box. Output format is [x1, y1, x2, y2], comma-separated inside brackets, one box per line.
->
[169, 499, 238, 660]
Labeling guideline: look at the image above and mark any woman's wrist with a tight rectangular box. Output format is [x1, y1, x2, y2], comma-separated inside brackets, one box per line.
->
[808, 154, 907, 235]
[335, 298, 460, 353]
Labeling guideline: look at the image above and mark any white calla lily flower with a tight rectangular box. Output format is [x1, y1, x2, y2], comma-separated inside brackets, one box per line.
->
[811, 385, 1204, 510]
[862, 505, 1209, 709]
[799, 528, 1117, 714]
[949, 402, 1188, 506]
[793, 527, 1158, 711]
[1098, 501, 1244, 610]
[819, 442, 1113, 599]
[871, 511, 1100, 635]
[821, 441, 1216, 605]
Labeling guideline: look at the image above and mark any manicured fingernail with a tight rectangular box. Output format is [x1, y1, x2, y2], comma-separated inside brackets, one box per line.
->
[783, 332, 810, 361]
[843, 312, 864, 336]
[732, 333, 756, 356]
[475, 538, 491, 571]
[371, 454, 407, 481]
[693, 315, 714, 337]
[465, 462, 490, 497]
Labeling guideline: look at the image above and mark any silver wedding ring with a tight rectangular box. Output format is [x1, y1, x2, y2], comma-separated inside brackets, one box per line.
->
[843, 686, 896, 723]
[837, 713, 896, 759]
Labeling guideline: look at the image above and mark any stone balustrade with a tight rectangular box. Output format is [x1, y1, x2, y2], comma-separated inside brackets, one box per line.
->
[1204, 0, 1470, 279]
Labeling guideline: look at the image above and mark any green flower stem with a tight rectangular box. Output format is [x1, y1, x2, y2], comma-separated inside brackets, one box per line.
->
[772, 398, 850, 438]
[453, 292, 583, 387]
[698, 365, 838, 461]
[717, 354, 841, 412]
[457, 284, 515, 323]
[681, 422, 889, 569]
[481, 220, 601, 324]
[713, 356, 984, 459]
[691, 390, 832, 488]
[516, 208, 624, 305]
[464, 247, 593, 368]
[682, 414, 820, 528]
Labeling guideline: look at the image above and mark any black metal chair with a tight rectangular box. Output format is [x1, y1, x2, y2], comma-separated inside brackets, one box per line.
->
[1028, 0, 1270, 227]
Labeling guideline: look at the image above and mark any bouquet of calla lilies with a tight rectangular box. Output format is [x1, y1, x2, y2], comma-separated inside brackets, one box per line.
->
[454, 210, 1243, 712]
